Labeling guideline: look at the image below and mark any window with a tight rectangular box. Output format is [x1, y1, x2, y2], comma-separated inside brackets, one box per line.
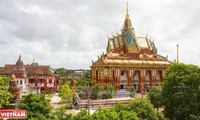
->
[41, 87, 44, 92]
[29, 79, 35, 83]
[20, 80, 22, 85]
[156, 79, 160, 83]
[135, 55, 139, 60]
[134, 80, 139, 83]
[39, 79, 44, 83]
[121, 71, 124, 75]
[130, 55, 133, 59]
[49, 79, 52, 83]
[56, 80, 59, 84]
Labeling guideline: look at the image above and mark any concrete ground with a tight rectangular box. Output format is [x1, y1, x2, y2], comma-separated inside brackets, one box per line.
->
[50, 92, 147, 115]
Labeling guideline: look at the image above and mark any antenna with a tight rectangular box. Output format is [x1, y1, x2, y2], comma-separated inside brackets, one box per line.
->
[176, 44, 179, 63]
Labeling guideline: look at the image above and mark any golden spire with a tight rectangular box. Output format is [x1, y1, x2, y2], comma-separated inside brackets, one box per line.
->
[123, 2, 132, 31]
[126, 2, 129, 18]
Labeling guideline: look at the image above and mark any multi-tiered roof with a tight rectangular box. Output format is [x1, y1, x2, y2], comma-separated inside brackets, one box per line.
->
[93, 3, 171, 66]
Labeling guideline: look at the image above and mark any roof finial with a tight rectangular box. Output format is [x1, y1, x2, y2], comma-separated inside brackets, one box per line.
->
[33, 59, 35, 63]
[126, 2, 129, 15]
[19, 54, 21, 60]
[123, 1, 132, 31]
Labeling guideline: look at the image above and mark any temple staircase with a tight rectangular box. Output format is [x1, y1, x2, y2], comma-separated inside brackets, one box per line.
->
[113, 89, 131, 98]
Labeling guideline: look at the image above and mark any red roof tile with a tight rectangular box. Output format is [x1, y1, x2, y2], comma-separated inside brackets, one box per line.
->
[0, 64, 53, 75]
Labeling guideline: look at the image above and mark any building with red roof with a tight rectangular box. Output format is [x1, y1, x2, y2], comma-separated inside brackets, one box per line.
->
[0, 55, 60, 96]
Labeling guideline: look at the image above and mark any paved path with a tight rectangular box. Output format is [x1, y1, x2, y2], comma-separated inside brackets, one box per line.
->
[50, 93, 63, 111]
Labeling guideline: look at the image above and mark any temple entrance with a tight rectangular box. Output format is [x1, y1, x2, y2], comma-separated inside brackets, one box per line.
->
[120, 70, 128, 89]
[145, 71, 151, 91]
[156, 71, 162, 85]
[120, 85, 124, 89]
[133, 71, 140, 92]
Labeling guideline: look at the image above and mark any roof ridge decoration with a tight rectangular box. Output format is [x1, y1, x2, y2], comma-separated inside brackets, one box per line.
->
[15, 54, 25, 66]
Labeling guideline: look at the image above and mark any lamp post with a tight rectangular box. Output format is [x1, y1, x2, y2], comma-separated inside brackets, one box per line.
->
[87, 92, 90, 115]
[88, 82, 92, 114]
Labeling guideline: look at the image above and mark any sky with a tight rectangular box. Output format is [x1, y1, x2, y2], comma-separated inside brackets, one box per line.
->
[0, 0, 200, 69]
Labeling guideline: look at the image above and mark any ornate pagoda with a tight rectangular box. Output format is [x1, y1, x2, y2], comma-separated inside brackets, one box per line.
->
[91, 3, 171, 93]
[9, 74, 20, 103]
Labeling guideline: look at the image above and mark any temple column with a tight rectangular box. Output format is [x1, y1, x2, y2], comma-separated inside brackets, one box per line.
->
[116, 68, 120, 90]
[152, 69, 156, 86]
[139, 69, 145, 95]
[99, 68, 102, 84]
[54, 77, 57, 92]
[44, 77, 47, 93]
[131, 68, 135, 87]
[161, 69, 165, 82]
[128, 68, 133, 88]
[91, 67, 96, 85]
[108, 68, 112, 84]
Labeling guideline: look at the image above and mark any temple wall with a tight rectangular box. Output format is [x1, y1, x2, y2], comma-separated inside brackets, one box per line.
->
[92, 66, 168, 92]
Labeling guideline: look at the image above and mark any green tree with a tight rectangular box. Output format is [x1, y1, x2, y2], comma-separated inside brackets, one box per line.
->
[114, 103, 139, 120]
[0, 76, 13, 108]
[162, 63, 200, 120]
[54, 68, 70, 85]
[18, 93, 52, 120]
[83, 70, 91, 78]
[60, 76, 68, 85]
[127, 98, 158, 120]
[51, 107, 73, 120]
[92, 84, 102, 99]
[77, 78, 90, 87]
[118, 110, 139, 120]
[148, 86, 163, 111]
[55, 68, 68, 77]
[114, 102, 128, 113]
[92, 109, 119, 120]
[127, 87, 136, 97]
[73, 110, 92, 120]
[107, 85, 115, 97]
[190, 114, 200, 120]
[59, 83, 73, 103]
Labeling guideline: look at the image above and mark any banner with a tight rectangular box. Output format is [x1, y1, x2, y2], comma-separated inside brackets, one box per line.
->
[0, 110, 27, 119]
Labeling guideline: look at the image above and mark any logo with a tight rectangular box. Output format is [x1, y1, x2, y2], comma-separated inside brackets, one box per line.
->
[0, 110, 27, 119]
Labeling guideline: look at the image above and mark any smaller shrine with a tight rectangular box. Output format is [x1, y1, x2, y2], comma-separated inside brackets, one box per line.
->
[9, 74, 20, 103]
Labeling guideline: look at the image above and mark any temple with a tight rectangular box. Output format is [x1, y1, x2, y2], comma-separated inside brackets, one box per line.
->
[0, 55, 60, 96]
[91, 3, 171, 93]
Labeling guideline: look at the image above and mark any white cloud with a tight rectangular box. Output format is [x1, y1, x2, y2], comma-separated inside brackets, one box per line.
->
[0, 0, 199, 69]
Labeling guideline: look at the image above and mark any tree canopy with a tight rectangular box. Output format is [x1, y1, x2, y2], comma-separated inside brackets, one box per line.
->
[148, 86, 163, 111]
[18, 93, 52, 120]
[59, 83, 73, 103]
[92, 109, 119, 120]
[162, 63, 200, 120]
[0, 76, 13, 108]
[73, 110, 92, 120]
[92, 98, 156, 120]
[51, 107, 73, 120]
[127, 98, 158, 120]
